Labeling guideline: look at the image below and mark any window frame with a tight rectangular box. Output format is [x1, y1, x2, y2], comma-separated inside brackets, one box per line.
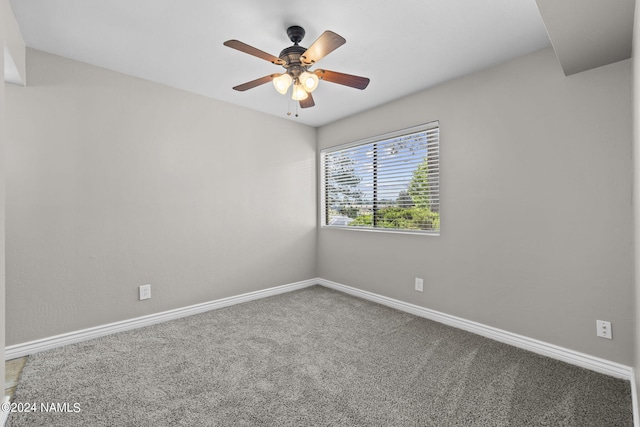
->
[320, 121, 440, 236]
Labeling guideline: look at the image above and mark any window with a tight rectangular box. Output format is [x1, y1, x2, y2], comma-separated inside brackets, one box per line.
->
[321, 122, 440, 234]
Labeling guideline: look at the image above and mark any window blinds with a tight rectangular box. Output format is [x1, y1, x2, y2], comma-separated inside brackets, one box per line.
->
[322, 122, 440, 234]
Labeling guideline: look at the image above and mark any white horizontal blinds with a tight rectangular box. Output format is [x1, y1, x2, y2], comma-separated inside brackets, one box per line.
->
[323, 123, 440, 233]
[323, 143, 369, 224]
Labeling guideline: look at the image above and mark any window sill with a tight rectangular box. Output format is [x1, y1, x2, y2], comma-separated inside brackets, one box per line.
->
[320, 224, 439, 237]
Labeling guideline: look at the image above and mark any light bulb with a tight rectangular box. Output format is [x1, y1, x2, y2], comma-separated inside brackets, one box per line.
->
[272, 73, 292, 95]
[291, 83, 308, 101]
[299, 71, 319, 92]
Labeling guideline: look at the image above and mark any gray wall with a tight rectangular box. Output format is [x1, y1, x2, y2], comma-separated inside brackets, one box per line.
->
[633, 0, 640, 408]
[1, 0, 24, 390]
[318, 47, 633, 365]
[1, 0, 7, 384]
[5, 49, 317, 345]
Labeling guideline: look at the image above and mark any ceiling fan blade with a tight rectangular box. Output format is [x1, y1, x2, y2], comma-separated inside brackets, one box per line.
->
[299, 92, 315, 109]
[313, 69, 370, 90]
[223, 40, 285, 66]
[300, 31, 346, 65]
[233, 74, 280, 91]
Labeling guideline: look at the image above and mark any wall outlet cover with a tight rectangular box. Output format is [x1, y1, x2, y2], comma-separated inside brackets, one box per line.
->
[596, 320, 612, 339]
[139, 284, 151, 301]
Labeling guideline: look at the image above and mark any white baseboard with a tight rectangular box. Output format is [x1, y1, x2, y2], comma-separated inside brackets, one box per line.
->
[316, 278, 634, 381]
[4, 279, 318, 360]
[4, 277, 637, 425]
[6, 276, 635, 383]
[0, 403, 8, 427]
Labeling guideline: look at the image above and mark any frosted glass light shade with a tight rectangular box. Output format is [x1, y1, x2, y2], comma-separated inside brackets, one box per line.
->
[291, 83, 309, 100]
[273, 73, 292, 95]
[299, 71, 319, 92]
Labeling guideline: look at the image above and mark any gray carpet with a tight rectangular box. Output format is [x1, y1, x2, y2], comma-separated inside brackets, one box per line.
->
[6, 286, 632, 426]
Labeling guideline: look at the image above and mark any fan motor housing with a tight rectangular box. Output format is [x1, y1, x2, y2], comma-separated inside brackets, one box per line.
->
[279, 45, 307, 76]
[280, 25, 309, 76]
[279, 45, 306, 59]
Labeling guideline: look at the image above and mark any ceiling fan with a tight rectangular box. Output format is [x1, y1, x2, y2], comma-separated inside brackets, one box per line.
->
[223, 26, 370, 110]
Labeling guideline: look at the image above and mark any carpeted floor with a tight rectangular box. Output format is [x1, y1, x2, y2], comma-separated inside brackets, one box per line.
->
[6, 285, 633, 426]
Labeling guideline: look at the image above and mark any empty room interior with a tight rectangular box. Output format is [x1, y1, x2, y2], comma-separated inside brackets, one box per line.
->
[2, 0, 640, 425]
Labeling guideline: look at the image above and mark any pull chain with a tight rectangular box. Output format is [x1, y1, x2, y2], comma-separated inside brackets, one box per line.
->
[286, 85, 300, 118]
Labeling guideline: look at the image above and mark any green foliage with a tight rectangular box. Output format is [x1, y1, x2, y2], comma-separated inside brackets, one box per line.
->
[397, 191, 414, 208]
[350, 214, 373, 227]
[408, 161, 431, 209]
[338, 206, 361, 219]
[349, 206, 439, 231]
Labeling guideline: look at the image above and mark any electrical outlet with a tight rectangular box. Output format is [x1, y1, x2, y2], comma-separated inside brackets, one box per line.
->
[139, 284, 151, 301]
[596, 320, 612, 339]
[415, 277, 424, 292]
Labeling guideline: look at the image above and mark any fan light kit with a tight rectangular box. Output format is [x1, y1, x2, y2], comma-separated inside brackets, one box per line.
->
[224, 25, 370, 113]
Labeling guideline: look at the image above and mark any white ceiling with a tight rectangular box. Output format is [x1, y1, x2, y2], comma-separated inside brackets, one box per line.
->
[9, 0, 551, 127]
